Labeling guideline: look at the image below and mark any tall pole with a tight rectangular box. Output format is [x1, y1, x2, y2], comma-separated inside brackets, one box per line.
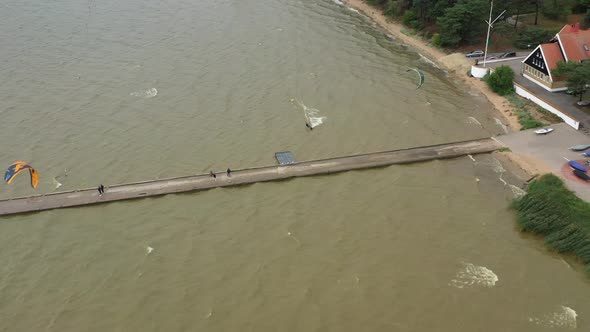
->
[482, 1, 506, 68]
[483, 1, 493, 67]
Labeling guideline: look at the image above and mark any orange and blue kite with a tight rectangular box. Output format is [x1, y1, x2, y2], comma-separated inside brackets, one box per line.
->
[4, 161, 39, 188]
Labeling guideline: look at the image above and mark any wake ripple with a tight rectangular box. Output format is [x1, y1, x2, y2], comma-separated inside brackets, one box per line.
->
[450, 262, 498, 288]
[466, 116, 482, 126]
[130, 88, 158, 98]
[291, 98, 327, 128]
[529, 306, 577, 329]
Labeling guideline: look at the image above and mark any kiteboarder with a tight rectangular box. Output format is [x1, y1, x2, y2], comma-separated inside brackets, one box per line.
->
[227, 168, 232, 177]
[406, 68, 425, 89]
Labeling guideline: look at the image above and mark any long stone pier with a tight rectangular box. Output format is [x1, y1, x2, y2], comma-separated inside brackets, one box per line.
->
[0, 138, 503, 216]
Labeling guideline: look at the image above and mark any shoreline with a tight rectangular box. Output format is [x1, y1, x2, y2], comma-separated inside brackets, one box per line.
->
[343, 0, 545, 178]
[343, 0, 522, 132]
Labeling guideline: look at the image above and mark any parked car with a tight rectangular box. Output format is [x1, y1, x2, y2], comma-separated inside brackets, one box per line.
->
[577, 100, 590, 106]
[465, 50, 484, 58]
[499, 51, 517, 58]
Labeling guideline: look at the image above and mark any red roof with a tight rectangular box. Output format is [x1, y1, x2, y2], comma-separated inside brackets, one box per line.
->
[559, 23, 580, 34]
[540, 43, 564, 71]
[557, 24, 590, 62]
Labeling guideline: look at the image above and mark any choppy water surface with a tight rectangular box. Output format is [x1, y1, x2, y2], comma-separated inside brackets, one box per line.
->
[0, 0, 588, 331]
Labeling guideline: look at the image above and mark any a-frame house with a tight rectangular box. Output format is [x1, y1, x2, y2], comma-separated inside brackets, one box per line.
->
[522, 23, 590, 92]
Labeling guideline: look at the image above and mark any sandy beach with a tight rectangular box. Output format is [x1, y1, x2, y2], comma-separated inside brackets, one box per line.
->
[344, 0, 522, 132]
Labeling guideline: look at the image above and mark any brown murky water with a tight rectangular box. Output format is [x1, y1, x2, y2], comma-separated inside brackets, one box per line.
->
[0, 0, 587, 330]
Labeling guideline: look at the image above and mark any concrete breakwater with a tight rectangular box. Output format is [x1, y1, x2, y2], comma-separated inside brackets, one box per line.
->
[0, 138, 503, 216]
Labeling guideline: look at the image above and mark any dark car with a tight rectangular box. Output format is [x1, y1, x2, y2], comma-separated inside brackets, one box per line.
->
[499, 51, 517, 58]
[465, 50, 484, 58]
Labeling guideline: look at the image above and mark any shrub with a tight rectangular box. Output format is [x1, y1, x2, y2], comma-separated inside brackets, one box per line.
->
[384, 3, 398, 17]
[431, 33, 442, 47]
[511, 174, 590, 274]
[402, 9, 417, 25]
[485, 66, 515, 96]
[402, 9, 423, 30]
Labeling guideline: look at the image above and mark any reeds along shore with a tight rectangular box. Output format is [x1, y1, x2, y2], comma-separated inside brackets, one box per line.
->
[512, 174, 590, 274]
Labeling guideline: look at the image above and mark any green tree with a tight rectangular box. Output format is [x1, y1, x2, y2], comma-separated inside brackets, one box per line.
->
[485, 65, 515, 96]
[513, 26, 557, 49]
[553, 61, 590, 101]
[437, 0, 489, 47]
[542, 0, 573, 19]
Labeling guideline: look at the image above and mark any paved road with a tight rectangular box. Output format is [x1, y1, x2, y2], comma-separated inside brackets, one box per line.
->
[0, 138, 502, 216]
[497, 123, 590, 201]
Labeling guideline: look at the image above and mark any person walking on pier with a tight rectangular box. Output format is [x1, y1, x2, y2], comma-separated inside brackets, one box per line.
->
[226, 168, 232, 177]
[97, 184, 104, 196]
[210, 171, 216, 179]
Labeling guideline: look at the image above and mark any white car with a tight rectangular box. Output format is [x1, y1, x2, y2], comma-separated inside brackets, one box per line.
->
[577, 100, 590, 106]
[465, 50, 484, 58]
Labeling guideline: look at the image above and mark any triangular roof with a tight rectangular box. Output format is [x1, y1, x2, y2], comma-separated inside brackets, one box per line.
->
[539, 43, 564, 71]
[540, 43, 565, 81]
[556, 23, 590, 62]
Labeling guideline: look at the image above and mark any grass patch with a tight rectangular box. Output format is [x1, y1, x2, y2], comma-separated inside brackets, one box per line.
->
[511, 174, 590, 275]
[505, 94, 545, 130]
[399, 28, 412, 36]
[505, 94, 526, 108]
[514, 108, 544, 129]
[537, 106, 565, 123]
[498, 147, 511, 152]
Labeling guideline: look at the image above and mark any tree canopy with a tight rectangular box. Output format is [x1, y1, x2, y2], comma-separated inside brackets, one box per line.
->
[366, 0, 590, 48]
[553, 61, 590, 101]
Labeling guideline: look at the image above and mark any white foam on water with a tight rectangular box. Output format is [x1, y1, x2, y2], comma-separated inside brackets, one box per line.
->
[498, 171, 526, 198]
[332, 0, 343, 5]
[529, 306, 577, 329]
[52, 178, 62, 189]
[466, 116, 482, 126]
[130, 88, 158, 98]
[146, 246, 154, 255]
[468, 154, 476, 162]
[560, 258, 573, 269]
[450, 262, 498, 289]
[291, 98, 327, 128]
[347, 7, 360, 14]
[418, 53, 440, 69]
[491, 158, 505, 174]
[509, 184, 526, 198]
[495, 118, 509, 134]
